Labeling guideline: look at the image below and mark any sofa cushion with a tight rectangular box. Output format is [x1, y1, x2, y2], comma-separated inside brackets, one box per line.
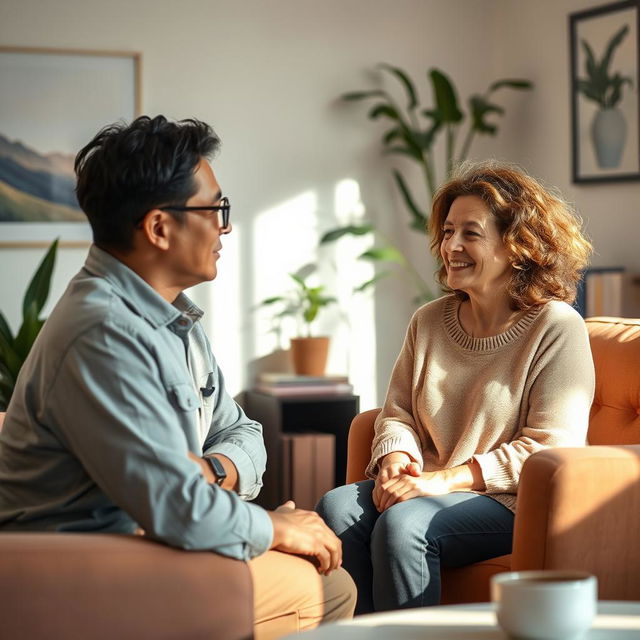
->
[586, 317, 640, 445]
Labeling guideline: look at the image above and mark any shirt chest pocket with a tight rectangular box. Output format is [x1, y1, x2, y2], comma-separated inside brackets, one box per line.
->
[168, 382, 201, 413]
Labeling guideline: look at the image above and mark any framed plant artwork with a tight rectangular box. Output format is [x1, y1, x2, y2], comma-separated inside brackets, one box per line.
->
[569, 0, 640, 183]
[0, 47, 141, 246]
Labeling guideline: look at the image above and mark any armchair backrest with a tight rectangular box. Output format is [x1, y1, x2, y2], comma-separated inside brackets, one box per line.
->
[586, 317, 640, 445]
[346, 317, 640, 484]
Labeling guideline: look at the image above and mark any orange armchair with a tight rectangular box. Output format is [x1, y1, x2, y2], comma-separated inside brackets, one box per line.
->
[346, 317, 640, 603]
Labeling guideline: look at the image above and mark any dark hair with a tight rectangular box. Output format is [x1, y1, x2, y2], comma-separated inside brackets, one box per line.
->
[74, 115, 220, 250]
[429, 161, 592, 310]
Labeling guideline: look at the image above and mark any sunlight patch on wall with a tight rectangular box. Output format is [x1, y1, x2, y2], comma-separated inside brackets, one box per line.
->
[187, 224, 243, 396]
[328, 178, 377, 410]
[252, 192, 319, 359]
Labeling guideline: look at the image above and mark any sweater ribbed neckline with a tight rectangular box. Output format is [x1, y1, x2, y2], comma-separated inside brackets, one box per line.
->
[443, 296, 542, 352]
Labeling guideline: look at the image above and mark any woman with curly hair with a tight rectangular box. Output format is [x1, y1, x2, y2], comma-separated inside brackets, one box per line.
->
[317, 162, 595, 613]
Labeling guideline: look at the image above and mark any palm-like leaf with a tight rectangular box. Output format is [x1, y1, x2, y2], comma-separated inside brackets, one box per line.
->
[429, 70, 464, 123]
[601, 25, 629, 76]
[22, 238, 58, 319]
[380, 63, 418, 110]
[469, 96, 505, 135]
[488, 79, 533, 92]
[359, 246, 406, 264]
[320, 225, 374, 244]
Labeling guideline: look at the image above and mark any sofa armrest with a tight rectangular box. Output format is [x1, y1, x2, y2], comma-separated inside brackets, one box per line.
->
[345, 409, 380, 484]
[512, 445, 640, 600]
[0, 533, 253, 640]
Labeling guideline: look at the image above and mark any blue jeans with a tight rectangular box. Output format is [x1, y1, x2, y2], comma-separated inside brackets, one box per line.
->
[316, 480, 514, 614]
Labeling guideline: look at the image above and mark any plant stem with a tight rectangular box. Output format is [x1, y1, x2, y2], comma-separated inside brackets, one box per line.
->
[424, 148, 436, 201]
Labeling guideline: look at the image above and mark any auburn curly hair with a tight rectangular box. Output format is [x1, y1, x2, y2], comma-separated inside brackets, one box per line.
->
[429, 162, 592, 310]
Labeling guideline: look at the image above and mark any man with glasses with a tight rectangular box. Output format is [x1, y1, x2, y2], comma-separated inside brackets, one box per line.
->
[0, 115, 355, 635]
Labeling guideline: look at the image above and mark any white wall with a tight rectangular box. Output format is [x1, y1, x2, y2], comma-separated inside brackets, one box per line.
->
[6, 1, 627, 409]
[493, 0, 640, 270]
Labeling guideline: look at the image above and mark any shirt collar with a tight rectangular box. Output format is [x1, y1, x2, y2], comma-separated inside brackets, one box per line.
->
[82, 245, 204, 329]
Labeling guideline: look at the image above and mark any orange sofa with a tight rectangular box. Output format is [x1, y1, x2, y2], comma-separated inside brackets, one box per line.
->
[0, 411, 255, 640]
[346, 316, 640, 603]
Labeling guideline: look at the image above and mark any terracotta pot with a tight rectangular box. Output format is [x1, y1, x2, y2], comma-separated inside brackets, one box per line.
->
[290, 337, 330, 376]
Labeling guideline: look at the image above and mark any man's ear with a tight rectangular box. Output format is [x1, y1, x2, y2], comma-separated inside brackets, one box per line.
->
[139, 209, 173, 250]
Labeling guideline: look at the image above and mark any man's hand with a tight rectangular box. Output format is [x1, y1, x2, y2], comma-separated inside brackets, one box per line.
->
[267, 500, 342, 576]
[372, 451, 418, 511]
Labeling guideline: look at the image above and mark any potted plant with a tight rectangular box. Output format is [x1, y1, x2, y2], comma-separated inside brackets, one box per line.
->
[322, 64, 533, 302]
[0, 239, 58, 411]
[577, 25, 632, 168]
[259, 264, 337, 376]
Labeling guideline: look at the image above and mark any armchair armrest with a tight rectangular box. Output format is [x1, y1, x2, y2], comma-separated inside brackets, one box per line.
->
[512, 445, 640, 600]
[0, 533, 253, 639]
[345, 408, 380, 484]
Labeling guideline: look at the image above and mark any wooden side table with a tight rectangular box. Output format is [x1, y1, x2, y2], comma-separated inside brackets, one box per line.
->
[243, 391, 359, 509]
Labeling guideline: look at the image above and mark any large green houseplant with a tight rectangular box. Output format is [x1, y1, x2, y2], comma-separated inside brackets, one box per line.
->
[322, 64, 533, 301]
[0, 239, 58, 410]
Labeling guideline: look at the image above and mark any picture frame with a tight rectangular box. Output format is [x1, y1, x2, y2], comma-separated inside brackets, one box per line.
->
[569, 0, 640, 183]
[0, 47, 141, 247]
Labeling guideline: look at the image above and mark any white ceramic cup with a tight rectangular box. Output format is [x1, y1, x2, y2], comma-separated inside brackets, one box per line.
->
[491, 570, 597, 640]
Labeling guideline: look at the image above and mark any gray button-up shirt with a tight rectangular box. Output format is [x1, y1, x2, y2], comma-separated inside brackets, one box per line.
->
[0, 246, 273, 560]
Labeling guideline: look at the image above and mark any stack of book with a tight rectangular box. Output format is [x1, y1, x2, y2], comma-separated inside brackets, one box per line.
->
[255, 373, 353, 397]
[575, 267, 625, 317]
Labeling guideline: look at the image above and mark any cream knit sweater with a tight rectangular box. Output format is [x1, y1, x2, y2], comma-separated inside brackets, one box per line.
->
[367, 295, 595, 512]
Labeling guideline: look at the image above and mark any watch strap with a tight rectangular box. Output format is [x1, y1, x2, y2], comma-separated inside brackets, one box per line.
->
[204, 455, 227, 486]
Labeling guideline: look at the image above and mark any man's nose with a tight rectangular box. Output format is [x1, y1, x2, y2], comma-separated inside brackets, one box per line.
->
[220, 222, 232, 235]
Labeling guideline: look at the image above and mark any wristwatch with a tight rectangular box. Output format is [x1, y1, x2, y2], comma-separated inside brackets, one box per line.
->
[204, 455, 227, 486]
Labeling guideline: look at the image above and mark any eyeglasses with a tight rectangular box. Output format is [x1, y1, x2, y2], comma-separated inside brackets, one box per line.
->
[162, 196, 231, 229]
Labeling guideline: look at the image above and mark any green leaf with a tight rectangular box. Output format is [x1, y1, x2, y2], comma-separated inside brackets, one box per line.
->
[0, 311, 13, 347]
[417, 125, 440, 150]
[292, 263, 317, 281]
[353, 271, 392, 293]
[303, 303, 319, 325]
[359, 246, 406, 264]
[382, 127, 403, 145]
[342, 90, 386, 102]
[469, 95, 505, 135]
[429, 69, 463, 123]
[601, 25, 629, 76]
[488, 79, 533, 92]
[320, 224, 375, 244]
[22, 238, 58, 319]
[0, 327, 22, 379]
[379, 63, 418, 110]
[289, 273, 307, 289]
[368, 103, 399, 121]
[393, 170, 428, 229]
[14, 305, 44, 361]
[0, 359, 15, 391]
[260, 296, 286, 306]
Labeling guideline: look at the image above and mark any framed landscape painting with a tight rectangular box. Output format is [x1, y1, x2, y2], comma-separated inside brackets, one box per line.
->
[0, 47, 141, 246]
[569, 0, 640, 183]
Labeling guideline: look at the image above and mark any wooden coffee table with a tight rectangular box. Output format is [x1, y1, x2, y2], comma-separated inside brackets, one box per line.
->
[285, 601, 640, 639]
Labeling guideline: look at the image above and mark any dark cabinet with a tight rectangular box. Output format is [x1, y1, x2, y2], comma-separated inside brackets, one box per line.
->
[243, 391, 359, 509]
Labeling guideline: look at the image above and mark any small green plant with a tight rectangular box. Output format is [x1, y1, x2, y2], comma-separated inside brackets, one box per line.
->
[578, 25, 632, 109]
[322, 64, 532, 302]
[0, 239, 58, 410]
[258, 264, 337, 338]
